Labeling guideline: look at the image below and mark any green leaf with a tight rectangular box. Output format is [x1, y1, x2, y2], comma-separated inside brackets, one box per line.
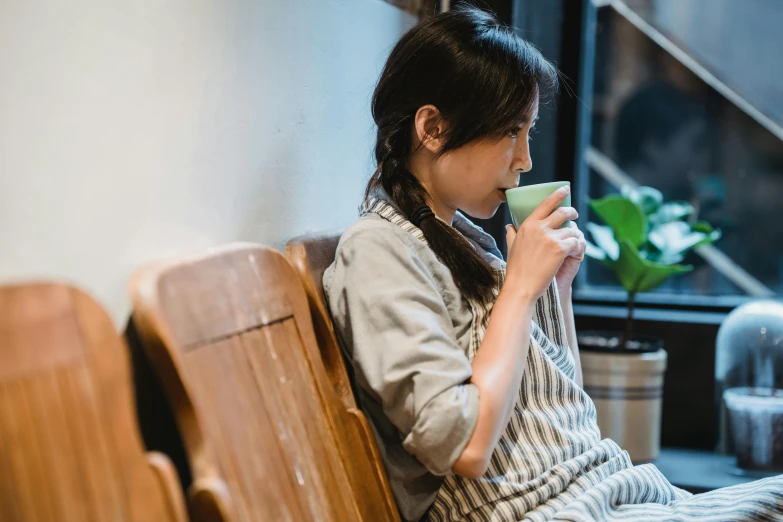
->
[589, 196, 647, 247]
[644, 248, 685, 265]
[692, 221, 714, 234]
[649, 221, 721, 256]
[648, 201, 695, 225]
[694, 228, 722, 249]
[622, 185, 664, 215]
[586, 223, 619, 261]
[690, 221, 721, 248]
[649, 221, 690, 251]
[614, 239, 692, 293]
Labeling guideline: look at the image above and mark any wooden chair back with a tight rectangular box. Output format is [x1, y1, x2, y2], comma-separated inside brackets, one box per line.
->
[284, 231, 352, 408]
[0, 283, 187, 522]
[286, 232, 400, 522]
[130, 243, 398, 522]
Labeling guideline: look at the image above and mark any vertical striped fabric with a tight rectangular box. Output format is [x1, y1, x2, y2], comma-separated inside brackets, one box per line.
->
[364, 198, 783, 522]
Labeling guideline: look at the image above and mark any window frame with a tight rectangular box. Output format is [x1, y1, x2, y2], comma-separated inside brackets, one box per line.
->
[508, 0, 746, 451]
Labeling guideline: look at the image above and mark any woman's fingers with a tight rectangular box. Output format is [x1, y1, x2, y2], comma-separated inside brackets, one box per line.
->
[575, 229, 587, 259]
[552, 225, 586, 258]
[544, 206, 579, 229]
[528, 185, 571, 221]
[560, 237, 581, 257]
[550, 225, 580, 240]
[505, 224, 517, 250]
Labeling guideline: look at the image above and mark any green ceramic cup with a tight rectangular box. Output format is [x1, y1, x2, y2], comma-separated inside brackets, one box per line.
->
[505, 181, 571, 229]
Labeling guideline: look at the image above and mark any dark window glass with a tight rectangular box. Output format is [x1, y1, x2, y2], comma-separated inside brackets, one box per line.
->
[581, 0, 783, 303]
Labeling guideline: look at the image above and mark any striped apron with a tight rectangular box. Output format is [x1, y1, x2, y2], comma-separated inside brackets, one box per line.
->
[365, 198, 783, 522]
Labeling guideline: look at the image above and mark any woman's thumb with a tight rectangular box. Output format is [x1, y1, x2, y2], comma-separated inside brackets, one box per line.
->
[505, 224, 516, 249]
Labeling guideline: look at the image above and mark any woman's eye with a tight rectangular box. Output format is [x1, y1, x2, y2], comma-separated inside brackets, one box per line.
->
[509, 127, 522, 138]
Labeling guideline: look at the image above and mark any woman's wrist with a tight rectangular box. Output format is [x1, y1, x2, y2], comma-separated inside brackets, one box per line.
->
[499, 278, 538, 307]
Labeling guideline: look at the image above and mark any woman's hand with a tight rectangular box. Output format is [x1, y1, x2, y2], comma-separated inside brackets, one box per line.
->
[457, 186, 580, 479]
[554, 223, 587, 296]
[504, 186, 581, 301]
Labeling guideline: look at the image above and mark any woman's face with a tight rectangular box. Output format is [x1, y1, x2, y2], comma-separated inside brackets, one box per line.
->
[430, 99, 539, 220]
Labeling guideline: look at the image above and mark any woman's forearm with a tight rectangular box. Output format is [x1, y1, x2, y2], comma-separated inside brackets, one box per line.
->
[452, 286, 536, 478]
[558, 288, 583, 388]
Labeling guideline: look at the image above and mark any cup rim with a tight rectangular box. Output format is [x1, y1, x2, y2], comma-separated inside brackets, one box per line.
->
[505, 181, 570, 195]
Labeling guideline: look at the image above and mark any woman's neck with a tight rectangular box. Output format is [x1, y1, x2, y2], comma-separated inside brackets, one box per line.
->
[409, 152, 456, 225]
[420, 182, 456, 225]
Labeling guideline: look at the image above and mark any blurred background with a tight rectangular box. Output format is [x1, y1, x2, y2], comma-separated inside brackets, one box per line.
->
[586, 0, 783, 303]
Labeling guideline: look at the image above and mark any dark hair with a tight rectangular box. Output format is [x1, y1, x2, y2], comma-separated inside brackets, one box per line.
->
[366, 6, 558, 305]
[615, 82, 707, 167]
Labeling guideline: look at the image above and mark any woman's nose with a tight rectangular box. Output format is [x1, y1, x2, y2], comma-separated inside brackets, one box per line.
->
[513, 141, 532, 173]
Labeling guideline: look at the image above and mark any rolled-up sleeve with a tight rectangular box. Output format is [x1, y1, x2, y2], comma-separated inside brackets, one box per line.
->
[327, 229, 480, 476]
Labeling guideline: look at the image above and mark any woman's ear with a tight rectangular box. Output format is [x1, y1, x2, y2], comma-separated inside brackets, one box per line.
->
[413, 105, 446, 153]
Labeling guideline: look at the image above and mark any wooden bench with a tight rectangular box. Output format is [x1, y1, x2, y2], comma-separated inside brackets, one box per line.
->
[130, 243, 399, 522]
[0, 283, 187, 522]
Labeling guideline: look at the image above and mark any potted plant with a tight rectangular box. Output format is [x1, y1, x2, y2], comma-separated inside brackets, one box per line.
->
[579, 185, 721, 462]
[584, 185, 721, 346]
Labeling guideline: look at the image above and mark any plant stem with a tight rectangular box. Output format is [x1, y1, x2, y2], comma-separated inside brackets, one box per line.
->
[623, 291, 636, 349]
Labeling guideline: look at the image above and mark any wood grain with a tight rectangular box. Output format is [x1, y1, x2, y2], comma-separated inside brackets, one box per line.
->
[286, 232, 401, 522]
[285, 231, 353, 409]
[131, 243, 399, 521]
[0, 283, 188, 522]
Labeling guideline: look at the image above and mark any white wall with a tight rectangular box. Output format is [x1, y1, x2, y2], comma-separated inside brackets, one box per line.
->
[0, 0, 415, 324]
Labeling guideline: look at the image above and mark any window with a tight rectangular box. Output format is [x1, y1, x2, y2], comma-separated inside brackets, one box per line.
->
[502, 0, 783, 455]
[576, 0, 783, 307]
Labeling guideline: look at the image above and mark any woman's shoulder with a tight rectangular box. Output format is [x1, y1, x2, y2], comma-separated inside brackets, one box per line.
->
[324, 213, 448, 294]
[337, 213, 430, 259]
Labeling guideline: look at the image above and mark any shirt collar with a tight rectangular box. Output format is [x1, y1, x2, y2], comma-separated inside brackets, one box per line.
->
[362, 186, 505, 269]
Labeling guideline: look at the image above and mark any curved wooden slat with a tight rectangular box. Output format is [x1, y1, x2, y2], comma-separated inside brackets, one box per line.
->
[130, 243, 371, 522]
[0, 283, 187, 522]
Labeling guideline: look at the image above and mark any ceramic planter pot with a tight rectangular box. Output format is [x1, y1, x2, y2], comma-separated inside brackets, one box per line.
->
[578, 331, 667, 463]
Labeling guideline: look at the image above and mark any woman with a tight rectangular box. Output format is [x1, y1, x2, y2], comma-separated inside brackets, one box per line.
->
[323, 7, 782, 522]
